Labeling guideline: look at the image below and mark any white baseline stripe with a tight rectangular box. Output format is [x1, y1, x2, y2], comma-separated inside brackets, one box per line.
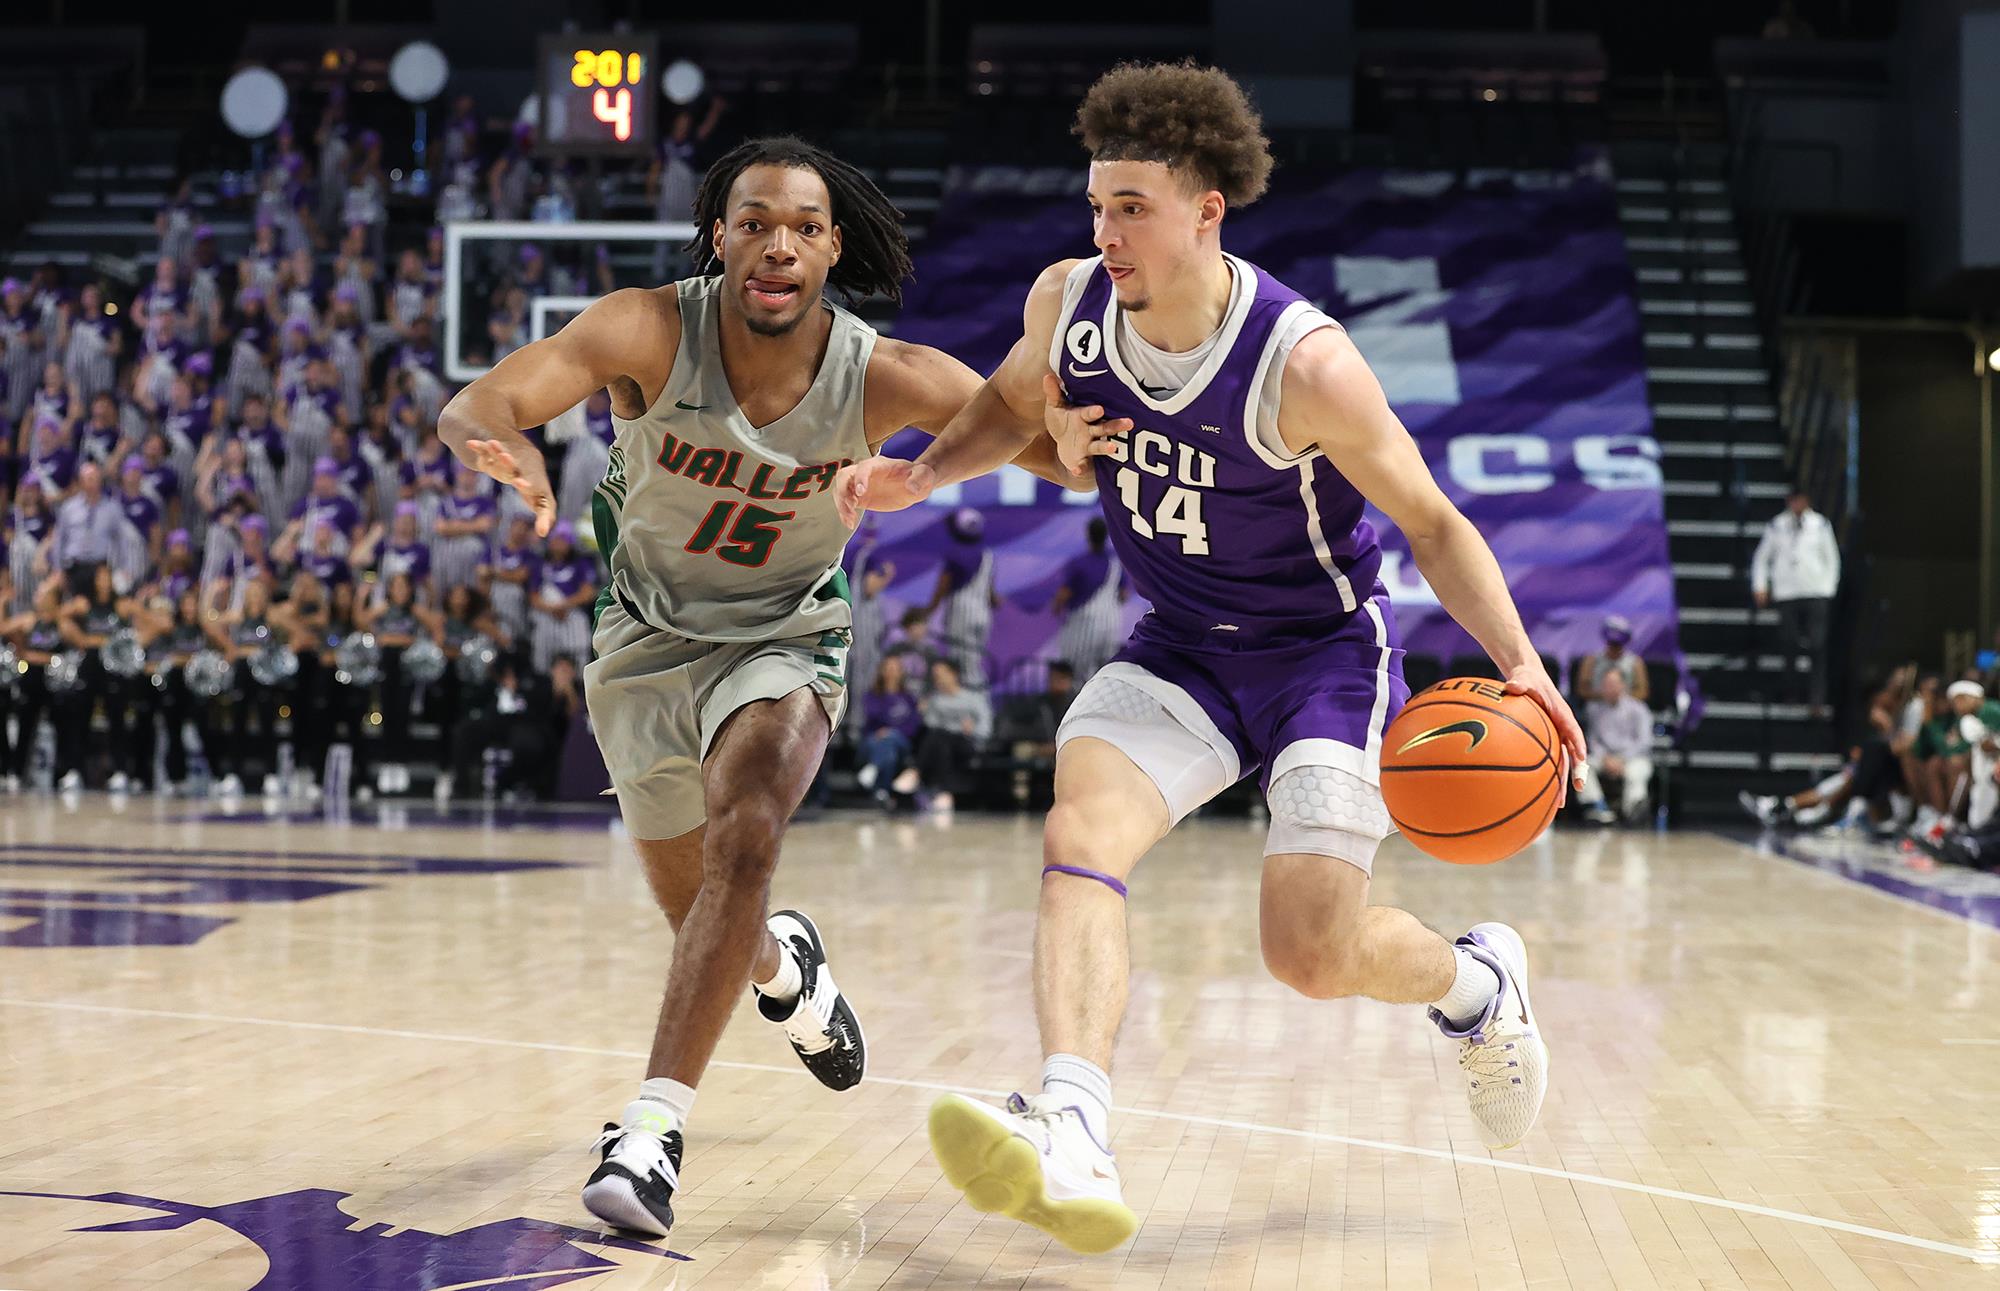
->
[0, 995, 1990, 1266]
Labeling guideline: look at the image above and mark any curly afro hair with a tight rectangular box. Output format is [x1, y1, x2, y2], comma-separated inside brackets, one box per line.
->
[1074, 61, 1274, 208]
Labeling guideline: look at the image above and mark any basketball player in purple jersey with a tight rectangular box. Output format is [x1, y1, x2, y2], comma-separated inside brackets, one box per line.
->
[836, 63, 1589, 1253]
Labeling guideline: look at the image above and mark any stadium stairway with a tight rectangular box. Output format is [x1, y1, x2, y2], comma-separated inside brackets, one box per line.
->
[4, 126, 219, 277]
[1614, 139, 1842, 819]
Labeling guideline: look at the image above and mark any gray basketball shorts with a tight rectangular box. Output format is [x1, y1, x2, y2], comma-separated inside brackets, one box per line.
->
[584, 597, 850, 840]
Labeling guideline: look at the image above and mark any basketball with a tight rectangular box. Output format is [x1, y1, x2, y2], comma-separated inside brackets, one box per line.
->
[1380, 678, 1563, 864]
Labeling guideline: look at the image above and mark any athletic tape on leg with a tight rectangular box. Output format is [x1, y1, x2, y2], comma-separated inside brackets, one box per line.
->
[1042, 864, 1128, 898]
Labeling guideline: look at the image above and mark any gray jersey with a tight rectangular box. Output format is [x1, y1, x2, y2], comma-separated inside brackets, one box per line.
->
[594, 276, 875, 643]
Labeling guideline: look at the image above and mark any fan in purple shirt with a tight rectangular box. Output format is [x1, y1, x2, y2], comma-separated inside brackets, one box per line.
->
[138, 432, 180, 503]
[583, 388, 617, 444]
[296, 521, 353, 592]
[134, 259, 189, 331]
[25, 420, 76, 493]
[855, 655, 924, 799]
[141, 315, 190, 375]
[535, 540, 593, 603]
[202, 437, 260, 520]
[228, 285, 275, 356]
[325, 426, 375, 501]
[377, 502, 434, 586]
[156, 529, 197, 602]
[233, 393, 283, 471]
[12, 475, 55, 547]
[229, 513, 277, 587]
[289, 458, 363, 541]
[395, 316, 441, 376]
[116, 456, 162, 541]
[282, 352, 346, 429]
[400, 433, 454, 498]
[78, 392, 124, 464]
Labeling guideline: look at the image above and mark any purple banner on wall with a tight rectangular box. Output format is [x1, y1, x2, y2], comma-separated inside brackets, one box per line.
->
[859, 155, 1678, 681]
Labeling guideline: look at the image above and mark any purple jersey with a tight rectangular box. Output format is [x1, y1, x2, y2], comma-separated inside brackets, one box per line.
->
[585, 406, 616, 445]
[159, 569, 195, 603]
[142, 462, 180, 503]
[396, 342, 440, 376]
[1056, 255, 1383, 649]
[16, 512, 53, 546]
[292, 492, 361, 538]
[941, 543, 986, 591]
[30, 386, 71, 428]
[330, 451, 373, 499]
[164, 407, 211, 449]
[118, 489, 161, 538]
[140, 282, 188, 320]
[379, 540, 432, 584]
[80, 421, 122, 464]
[400, 450, 453, 493]
[230, 549, 275, 585]
[863, 689, 921, 741]
[143, 335, 188, 373]
[439, 490, 495, 527]
[299, 550, 350, 589]
[536, 554, 593, 603]
[486, 538, 539, 582]
[1060, 550, 1115, 605]
[29, 447, 77, 493]
[237, 419, 283, 466]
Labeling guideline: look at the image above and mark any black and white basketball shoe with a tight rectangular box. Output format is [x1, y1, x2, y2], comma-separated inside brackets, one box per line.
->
[582, 1100, 683, 1237]
[756, 909, 867, 1090]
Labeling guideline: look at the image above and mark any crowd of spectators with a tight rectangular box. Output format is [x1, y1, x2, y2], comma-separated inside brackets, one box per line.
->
[0, 99, 631, 800]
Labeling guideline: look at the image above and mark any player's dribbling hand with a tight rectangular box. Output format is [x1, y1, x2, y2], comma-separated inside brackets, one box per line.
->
[1042, 373, 1132, 478]
[834, 457, 936, 529]
[465, 438, 556, 537]
[1503, 660, 1588, 805]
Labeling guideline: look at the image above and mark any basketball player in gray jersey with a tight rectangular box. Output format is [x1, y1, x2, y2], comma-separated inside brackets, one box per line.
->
[439, 137, 1077, 1239]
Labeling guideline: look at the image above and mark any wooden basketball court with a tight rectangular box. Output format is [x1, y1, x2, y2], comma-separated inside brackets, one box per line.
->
[0, 797, 1996, 1289]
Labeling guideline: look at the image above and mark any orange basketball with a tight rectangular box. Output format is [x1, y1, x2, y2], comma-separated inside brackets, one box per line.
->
[1379, 678, 1562, 865]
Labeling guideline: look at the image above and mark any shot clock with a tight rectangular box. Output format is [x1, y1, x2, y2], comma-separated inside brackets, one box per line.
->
[536, 33, 659, 157]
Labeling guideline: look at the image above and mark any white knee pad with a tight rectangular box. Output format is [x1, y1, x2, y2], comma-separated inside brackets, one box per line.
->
[1062, 674, 1159, 726]
[1265, 764, 1393, 874]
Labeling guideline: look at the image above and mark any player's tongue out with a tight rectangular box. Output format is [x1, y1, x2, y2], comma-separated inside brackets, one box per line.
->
[746, 277, 799, 306]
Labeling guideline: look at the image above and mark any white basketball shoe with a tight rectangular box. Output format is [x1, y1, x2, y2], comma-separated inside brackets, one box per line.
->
[582, 1099, 684, 1237]
[1429, 921, 1549, 1150]
[928, 1092, 1137, 1254]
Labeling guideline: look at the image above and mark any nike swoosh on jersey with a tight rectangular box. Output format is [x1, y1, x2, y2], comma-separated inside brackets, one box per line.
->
[673, 399, 709, 411]
[1067, 364, 1107, 378]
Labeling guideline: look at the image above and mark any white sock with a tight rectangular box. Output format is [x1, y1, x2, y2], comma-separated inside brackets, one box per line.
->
[636, 1077, 696, 1131]
[1041, 1053, 1113, 1150]
[753, 938, 804, 1003]
[1434, 945, 1502, 1029]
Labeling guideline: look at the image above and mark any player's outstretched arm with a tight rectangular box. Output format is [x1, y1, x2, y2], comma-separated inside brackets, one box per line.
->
[438, 287, 677, 535]
[834, 260, 1085, 526]
[864, 336, 1092, 490]
[1279, 327, 1587, 792]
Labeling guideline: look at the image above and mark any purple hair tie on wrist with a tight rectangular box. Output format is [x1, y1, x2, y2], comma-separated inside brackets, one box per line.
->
[1042, 864, 1128, 898]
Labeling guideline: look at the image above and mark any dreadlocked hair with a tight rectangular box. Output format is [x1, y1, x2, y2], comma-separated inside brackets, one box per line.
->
[683, 135, 913, 305]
